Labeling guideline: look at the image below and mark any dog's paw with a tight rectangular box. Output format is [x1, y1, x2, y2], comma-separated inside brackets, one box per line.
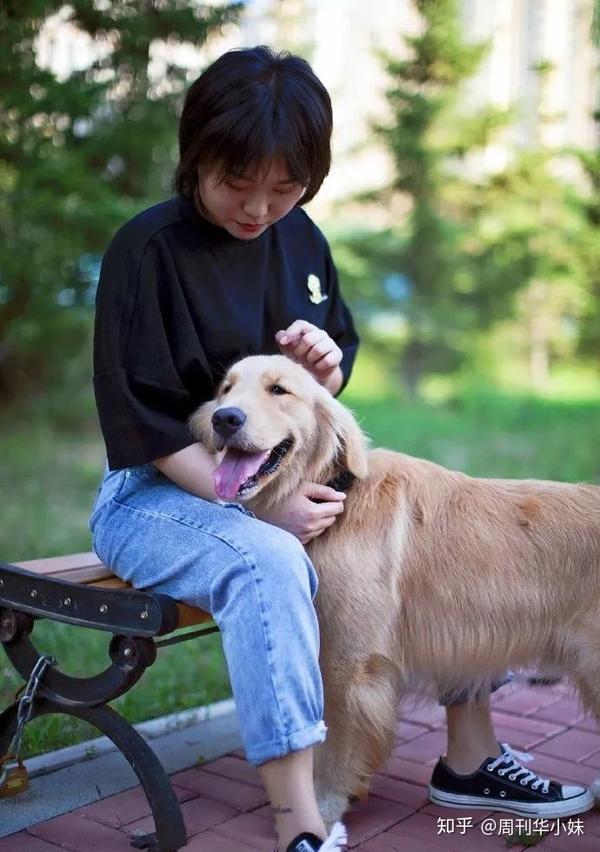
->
[590, 779, 600, 803]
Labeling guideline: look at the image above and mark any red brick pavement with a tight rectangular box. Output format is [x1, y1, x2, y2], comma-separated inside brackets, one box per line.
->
[2, 683, 599, 851]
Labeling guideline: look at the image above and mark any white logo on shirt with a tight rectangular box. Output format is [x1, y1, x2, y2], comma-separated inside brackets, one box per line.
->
[307, 274, 328, 305]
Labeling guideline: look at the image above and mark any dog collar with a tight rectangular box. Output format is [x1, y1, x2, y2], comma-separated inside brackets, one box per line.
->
[325, 469, 356, 493]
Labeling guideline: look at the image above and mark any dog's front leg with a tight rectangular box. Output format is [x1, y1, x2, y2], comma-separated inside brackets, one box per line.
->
[314, 654, 401, 829]
[313, 736, 351, 829]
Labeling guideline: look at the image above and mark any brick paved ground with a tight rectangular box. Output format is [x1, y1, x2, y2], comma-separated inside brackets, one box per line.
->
[2, 682, 599, 851]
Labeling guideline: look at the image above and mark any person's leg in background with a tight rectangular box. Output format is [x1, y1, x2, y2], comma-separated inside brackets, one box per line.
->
[430, 679, 594, 817]
[444, 679, 510, 775]
[445, 699, 502, 773]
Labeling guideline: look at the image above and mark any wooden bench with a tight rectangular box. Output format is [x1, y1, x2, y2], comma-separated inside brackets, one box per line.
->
[0, 552, 219, 852]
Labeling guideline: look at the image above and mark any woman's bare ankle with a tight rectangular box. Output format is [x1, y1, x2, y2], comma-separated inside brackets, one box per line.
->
[445, 739, 502, 775]
[258, 747, 326, 850]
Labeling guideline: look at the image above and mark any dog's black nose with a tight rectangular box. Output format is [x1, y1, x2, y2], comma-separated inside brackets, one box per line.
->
[212, 407, 247, 439]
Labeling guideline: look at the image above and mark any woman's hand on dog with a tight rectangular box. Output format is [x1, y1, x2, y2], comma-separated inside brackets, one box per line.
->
[257, 481, 346, 544]
[276, 321, 343, 394]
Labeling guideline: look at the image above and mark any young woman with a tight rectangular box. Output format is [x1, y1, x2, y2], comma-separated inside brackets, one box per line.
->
[89, 46, 592, 852]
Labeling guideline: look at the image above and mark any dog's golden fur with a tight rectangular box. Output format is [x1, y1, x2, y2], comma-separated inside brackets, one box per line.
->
[190, 354, 600, 826]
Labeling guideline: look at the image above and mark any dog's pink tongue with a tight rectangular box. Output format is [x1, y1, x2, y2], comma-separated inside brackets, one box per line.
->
[213, 448, 270, 500]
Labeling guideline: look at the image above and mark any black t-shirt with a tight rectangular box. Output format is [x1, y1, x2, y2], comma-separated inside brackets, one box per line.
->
[93, 195, 359, 470]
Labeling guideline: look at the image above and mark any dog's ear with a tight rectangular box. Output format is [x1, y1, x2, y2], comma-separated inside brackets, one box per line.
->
[188, 400, 218, 452]
[317, 392, 369, 479]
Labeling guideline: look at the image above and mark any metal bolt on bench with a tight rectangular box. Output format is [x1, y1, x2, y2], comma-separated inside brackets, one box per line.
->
[0, 553, 220, 852]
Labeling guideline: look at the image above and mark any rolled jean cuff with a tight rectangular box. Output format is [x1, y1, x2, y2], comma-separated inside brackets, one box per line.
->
[439, 673, 513, 707]
[245, 720, 328, 766]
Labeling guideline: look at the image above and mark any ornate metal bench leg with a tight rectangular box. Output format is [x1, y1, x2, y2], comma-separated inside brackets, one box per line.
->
[0, 702, 19, 756]
[0, 698, 187, 852]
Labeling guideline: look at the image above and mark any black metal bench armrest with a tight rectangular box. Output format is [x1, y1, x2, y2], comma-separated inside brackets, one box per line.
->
[0, 562, 180, 637]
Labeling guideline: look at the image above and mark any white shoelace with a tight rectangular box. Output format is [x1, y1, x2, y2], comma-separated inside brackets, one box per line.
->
[486, 743, 550, 794]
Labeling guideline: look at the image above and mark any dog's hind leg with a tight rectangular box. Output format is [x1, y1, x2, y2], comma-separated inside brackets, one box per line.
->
[571, 632, 600, 722]
[570, 637, 600, 803]
[573, 676, 600, 804]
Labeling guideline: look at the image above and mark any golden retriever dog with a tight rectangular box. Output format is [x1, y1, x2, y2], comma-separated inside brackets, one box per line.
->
[189, 354, 600, 827]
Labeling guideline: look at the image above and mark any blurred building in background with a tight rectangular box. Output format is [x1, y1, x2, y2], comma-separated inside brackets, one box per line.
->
[460, 0, 598, 174]
[36, 0, 599, 213]
[240, 0, 599, 210]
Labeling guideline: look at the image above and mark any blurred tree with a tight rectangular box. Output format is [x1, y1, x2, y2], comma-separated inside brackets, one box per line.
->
[0, 0, 241, 401]
[458, 59, 594, 391]
[575, 3, 600, 369]
[468, 150, 590, 389]
[576, 146, 600, 371]
[370, 0, 511, 395]
[263, 0, 314, 58]
[335, 0, 597, 395]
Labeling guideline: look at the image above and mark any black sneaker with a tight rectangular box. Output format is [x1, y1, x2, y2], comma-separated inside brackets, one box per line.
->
[281, 822, 347, 852]
[429, 743, 594, 817]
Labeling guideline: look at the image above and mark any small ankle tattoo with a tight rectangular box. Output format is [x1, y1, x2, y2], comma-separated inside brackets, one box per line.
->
[273, 804, 294, 815]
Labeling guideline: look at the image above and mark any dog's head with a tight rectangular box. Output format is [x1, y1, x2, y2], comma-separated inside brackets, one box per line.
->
[189, 355, 369, 508]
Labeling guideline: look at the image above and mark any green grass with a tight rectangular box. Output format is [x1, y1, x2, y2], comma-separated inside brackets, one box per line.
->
[345, 391, 600, 483]
[0, 623, 230, 759]
[0, 398, 235, 758]
[1, 369, 599, 758]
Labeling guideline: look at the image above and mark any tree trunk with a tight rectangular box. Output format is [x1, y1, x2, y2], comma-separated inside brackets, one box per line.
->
[401, 337, 423, 398]
[526, 280, 550, 391]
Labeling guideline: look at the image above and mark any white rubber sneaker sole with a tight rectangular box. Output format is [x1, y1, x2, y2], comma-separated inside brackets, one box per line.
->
[429, 784, 595, 818]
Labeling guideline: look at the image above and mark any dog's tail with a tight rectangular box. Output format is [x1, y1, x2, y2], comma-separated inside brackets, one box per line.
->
[344, 653, 401, 800]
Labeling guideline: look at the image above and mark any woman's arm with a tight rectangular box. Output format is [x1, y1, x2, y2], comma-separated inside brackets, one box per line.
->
[153, 442, 217, 501]
[153, 441, 345, 544]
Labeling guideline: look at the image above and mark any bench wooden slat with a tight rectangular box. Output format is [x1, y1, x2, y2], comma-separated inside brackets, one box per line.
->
[15, 552, 104, 575]
[11, 551, 213, 631]
[49, 565, 114, 584]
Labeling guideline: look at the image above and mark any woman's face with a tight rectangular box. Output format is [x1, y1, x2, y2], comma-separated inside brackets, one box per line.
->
[196, 158, 306, 240]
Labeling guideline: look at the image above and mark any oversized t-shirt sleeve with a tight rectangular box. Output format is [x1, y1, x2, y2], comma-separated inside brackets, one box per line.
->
[322, 243, 359, 395]
[93, 233, 201, 470]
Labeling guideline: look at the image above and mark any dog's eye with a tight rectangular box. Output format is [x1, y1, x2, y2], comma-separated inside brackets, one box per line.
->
[269, 384, 289, 396]
[221, 384, 233, 395]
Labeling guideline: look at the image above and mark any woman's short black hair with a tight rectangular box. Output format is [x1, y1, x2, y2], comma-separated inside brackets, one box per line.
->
[174, 45, 332, 205]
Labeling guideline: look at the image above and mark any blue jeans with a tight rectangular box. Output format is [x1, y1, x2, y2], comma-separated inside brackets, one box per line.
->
[88, 462, 326, 766]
